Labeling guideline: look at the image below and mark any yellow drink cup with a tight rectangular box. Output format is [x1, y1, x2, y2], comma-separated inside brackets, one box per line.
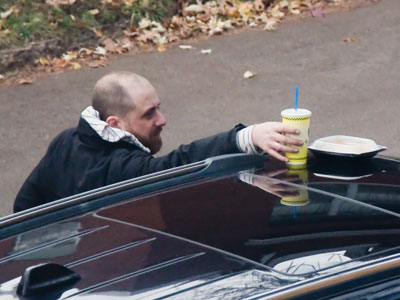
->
[280, 167, 309, 207]
[281, 108, 312, 168]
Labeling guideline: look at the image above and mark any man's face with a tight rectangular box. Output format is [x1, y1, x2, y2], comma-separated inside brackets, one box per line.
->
[119, 85, 166, 154]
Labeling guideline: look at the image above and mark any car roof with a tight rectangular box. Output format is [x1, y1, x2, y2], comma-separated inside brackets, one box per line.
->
[1, 154, 400, 299]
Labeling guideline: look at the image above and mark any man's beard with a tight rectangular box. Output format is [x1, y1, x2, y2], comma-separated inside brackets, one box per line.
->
[143, 128, 163, 154]
[148, 136, 162, 154]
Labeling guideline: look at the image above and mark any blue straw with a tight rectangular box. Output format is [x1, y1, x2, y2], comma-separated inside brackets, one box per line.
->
[292, 207, 297, 219]
[294, 85, 299, 110]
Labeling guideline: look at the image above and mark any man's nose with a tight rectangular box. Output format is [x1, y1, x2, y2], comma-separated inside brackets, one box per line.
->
[155, 110, 166, 127]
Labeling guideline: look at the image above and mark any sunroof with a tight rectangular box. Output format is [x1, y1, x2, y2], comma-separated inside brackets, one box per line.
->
[240, 173, 400, 276]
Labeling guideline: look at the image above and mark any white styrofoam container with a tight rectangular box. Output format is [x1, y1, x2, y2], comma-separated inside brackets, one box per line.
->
[309, 135, 386, 155]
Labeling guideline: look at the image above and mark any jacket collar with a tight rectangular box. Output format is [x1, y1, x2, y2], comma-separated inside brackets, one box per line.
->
[80, 106, 150, 153]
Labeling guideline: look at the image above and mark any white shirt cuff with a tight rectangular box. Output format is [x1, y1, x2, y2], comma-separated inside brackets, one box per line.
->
[238, 171, 254, 185]
[236, 125, 263, 155]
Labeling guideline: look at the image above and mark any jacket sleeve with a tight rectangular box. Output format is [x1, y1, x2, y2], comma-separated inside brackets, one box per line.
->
[14, 159, 48, 213]
[13, 131, 66, 213]
[117, 124, 246, 179]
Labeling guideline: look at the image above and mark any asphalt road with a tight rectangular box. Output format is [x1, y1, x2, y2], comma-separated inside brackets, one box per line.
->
[0, 0, 399, 217]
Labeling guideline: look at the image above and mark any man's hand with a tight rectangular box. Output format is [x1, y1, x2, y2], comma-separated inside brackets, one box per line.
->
[252, 122, 303, 162]
[252, 169, 302, 198]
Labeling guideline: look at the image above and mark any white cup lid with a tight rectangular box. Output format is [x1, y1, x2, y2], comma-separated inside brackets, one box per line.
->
[281, 108, 312, 118]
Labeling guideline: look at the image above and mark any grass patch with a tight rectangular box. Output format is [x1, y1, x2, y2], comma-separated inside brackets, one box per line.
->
[125, 0, 171, 26]
[0, 0, 180, 50]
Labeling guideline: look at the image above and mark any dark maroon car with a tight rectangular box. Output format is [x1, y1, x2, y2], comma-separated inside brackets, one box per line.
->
[1, 153, 400, 300]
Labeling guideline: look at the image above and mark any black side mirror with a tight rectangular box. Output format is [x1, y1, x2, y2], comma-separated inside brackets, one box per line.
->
[17, 263, 81, 300]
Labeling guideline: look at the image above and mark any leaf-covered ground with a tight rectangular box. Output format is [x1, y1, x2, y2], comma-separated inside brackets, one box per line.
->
[0, 0, 379, 85]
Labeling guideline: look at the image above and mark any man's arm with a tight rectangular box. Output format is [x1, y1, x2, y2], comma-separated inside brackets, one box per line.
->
[116, 125, 244, 179]
[118, 122, 302, 179]
[14, 162, 48, 212]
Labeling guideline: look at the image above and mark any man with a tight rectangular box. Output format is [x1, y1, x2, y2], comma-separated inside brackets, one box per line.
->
[14, 71, 302, 212]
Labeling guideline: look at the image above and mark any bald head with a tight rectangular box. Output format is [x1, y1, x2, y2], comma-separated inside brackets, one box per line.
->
[92, 72, 153, 121]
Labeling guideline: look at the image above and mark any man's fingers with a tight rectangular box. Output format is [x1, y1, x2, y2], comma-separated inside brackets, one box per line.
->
[275, 134, 304, 147]
[270, 141, 299, 154]
[272, 123, 301, 135]
[267, 149, 289, 162]
[258, 169, 288, 178]
[253, 122, 306, 161]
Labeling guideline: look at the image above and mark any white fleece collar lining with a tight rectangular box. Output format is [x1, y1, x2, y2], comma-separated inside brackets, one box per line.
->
[81, 106, 150, 153]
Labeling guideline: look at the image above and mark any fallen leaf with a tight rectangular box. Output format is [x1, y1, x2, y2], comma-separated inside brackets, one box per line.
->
[102, 38, 118, 53]
[120, 37, 134, 50]
[157, 44, 166, 52]
[151, 21, 166, 33]
[256, 14, 269, 23]
[18, 78, 33, 85]
[290, 8, 301, 15]
[210, 6, 220, 16]
[78, 48, 93, 56]
[243, 71, 256, 79]
[344, 37, 359, 43]
[123, 0, 136, 5]
[167, 35, 179, 43]
[123, 29, 138, 37]
[70, 62, 81, 70]
[290, 0, 301, 9]
[290, 0, 301, 14]
[88, 9, 99, 15]
[253, 0, 265, 12]
[225, 6, 239, 18]
[264, 19, 277, 31]
[51, 58, 68, 69]
[198, 4, 211, 23]
[139, 18, 152, 29]
[186, 16, 195, 22]
[311, 9, 325, 18]
[70, 14, 75, 21]
[92, 28, 103, 38]
[95, 46, 107, 56]
[238, 2, 251, 16]
[0, 74, 5, 81]
[1, 8, 14, 19]
[138, 30, 157, 43]
[208, 17, 227, 35]
[39, 57, 50, 66]
[223, 19, 233, 29]
[249, 21, 258, 27]
[88, 59, 108, 68]
[201, 49, 212, 54]
[184, 4, 204, 14]
[62, 52, 77, 61]
[279, 0, 289, 8]
[179, 45, 193, 50]
[171, 15, 184, 28]
[270, 5, 285, 18]
[153, 34, 167, 45]
[45, 0, 76, 6]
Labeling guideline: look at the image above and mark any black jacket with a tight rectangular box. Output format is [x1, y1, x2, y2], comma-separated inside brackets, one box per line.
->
[14, 119, 245, 212]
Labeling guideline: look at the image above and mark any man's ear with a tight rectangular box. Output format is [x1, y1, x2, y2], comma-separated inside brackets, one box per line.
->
[105, 115, 121, 129]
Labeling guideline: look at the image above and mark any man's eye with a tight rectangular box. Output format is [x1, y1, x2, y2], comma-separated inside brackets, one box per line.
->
[144, 109, 155, 118]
